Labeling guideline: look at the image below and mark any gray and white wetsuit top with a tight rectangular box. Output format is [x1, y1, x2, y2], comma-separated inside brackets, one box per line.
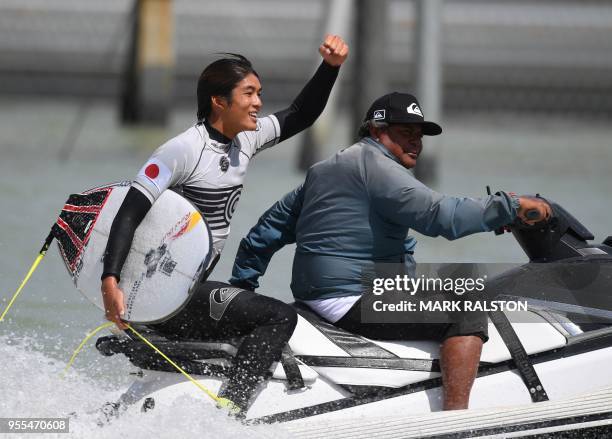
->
[132, 116, 280, 255]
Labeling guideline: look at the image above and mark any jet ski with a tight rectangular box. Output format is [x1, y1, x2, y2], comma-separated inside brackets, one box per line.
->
[94, 198, 612, 434]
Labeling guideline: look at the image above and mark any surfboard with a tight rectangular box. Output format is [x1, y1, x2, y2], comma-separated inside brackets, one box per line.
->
[53, 181, 213, 323]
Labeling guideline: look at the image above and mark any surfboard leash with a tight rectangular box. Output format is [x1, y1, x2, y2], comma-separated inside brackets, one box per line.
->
[61, 321, 115, 377]
[124, 324, 223, 403]
[63, 322, 227, 407]
[1, 232, 55, 322]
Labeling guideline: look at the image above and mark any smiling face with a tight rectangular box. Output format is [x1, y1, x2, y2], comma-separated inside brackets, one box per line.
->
[214, 73, 263, 138]
[374, 123, 424, 169]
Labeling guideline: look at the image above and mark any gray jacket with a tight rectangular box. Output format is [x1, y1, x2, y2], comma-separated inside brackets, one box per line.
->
[230, 137, 518, 300]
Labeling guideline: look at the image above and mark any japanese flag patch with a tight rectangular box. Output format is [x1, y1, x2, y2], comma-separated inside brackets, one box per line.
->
[138, 159, 172, 192]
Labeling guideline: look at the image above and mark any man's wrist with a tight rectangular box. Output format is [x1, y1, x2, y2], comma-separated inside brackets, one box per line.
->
[505, 192, 521, 212]
[495, 190, 521, 213]
[511, 195, 521, 211]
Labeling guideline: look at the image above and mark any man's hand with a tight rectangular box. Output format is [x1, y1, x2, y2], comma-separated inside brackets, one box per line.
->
[319, 34, 349, 67]
[517, 196, 552, 225]
[101, 276, 128, 330]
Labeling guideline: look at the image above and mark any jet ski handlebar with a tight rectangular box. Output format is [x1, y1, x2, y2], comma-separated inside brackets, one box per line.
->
[505, 195, 600, 262]
[512, 194, 552, 230]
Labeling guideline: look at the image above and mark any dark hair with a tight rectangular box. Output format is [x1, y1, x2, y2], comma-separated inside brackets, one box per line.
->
[357, 120, 388, 139]
[196, 53, 259, 121]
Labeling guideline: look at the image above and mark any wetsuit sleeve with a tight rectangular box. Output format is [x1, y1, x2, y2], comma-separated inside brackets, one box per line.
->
[368, 161, 518, 240]
[102, 187, 152, 281]
[237, 61, 340, 157]
[230, 185, 304, 290]
[274, 61, 340, 143]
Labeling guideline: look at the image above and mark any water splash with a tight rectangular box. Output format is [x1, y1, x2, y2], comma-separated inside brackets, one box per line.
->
[0, 335, 290, 438]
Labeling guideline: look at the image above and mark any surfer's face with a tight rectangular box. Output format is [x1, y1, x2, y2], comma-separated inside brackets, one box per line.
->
[222, 73, 263, 137]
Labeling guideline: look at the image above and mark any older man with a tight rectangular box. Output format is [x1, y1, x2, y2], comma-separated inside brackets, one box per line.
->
[230, 92, 551, 410]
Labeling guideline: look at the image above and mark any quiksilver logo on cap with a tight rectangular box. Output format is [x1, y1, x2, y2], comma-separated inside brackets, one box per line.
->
[373, 109, 385, 120]
[407, 103, 423, 117]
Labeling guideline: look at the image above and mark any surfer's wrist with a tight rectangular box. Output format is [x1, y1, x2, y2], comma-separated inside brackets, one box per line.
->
[101, 273, 119, 285]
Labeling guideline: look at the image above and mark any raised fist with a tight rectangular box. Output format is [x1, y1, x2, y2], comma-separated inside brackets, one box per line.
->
[319, 34, 349, 67]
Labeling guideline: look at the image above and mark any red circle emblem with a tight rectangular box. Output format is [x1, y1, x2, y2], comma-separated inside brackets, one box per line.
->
[145, 164, 159, 179]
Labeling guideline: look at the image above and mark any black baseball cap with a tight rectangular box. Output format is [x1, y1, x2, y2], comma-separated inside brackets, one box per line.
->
[364, 92, 442, 136]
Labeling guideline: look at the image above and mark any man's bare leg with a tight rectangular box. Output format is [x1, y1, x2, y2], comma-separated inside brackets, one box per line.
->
[440, 335, 483, 410]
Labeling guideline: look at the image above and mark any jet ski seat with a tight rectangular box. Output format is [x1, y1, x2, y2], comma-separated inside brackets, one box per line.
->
[290, 301, 442, 360]
[288, 302, 569, 391]
[290, 302, 568, 363]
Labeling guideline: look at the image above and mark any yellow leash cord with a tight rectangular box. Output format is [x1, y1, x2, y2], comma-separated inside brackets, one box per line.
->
[63, 322, 222, 404]
[125, 324, 222, 403]
[1, 232, 54, 322]
[62, 322, 115, 377]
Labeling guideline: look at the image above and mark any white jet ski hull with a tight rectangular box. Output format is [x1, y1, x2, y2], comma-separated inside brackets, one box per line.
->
[106, 311, 612, 424]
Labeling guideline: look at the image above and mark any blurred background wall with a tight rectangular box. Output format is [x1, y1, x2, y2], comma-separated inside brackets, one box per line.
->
[1, 0, 611, 116]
